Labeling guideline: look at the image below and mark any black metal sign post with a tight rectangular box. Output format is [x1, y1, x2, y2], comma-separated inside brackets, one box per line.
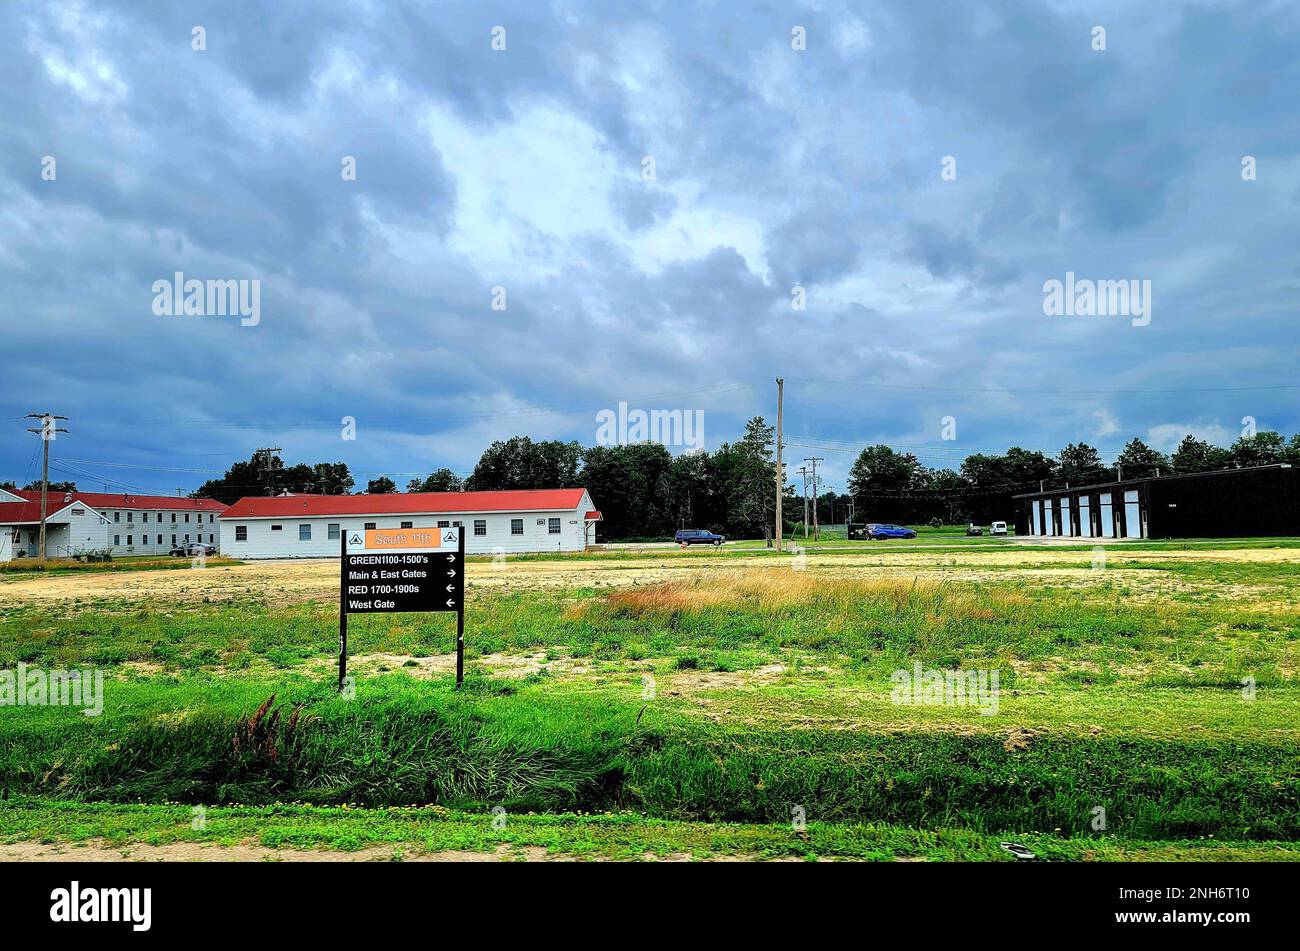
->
[455, 528, 465, 686]
[339, 525, 465, 690]
[338, 528, 348, 691]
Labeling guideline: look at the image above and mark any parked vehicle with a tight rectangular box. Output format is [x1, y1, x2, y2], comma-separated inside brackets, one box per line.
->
[867, 524, 917, 540]
[966, 523, 984, 536]
[675, 529, 725, 547]
[990, 521, 1008, 536]
[172, 543, 217, 557]
[847, 522, 872, 540]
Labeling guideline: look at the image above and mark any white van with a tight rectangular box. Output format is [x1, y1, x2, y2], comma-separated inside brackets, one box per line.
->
[990, 521, 1008, 535]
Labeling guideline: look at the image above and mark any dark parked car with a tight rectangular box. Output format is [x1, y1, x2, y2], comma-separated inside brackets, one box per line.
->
[675, 529, 725, 547]
[867, 524, 917, 540]
[172, 542, 217, 557]
[965, 523, 984, 536]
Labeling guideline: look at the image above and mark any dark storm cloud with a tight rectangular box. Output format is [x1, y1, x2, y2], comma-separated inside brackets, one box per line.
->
[0, 0, 1297, 494]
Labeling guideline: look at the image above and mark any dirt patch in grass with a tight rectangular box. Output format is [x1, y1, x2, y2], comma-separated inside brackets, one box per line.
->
[663, 663, 804, 696]
[345, 651, 592, 680]
[0, 839, 807, 862]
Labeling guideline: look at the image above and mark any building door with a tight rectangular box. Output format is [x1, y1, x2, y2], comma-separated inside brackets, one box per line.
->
[1099, 493, 1114, 537]
[1122, 490, 1141, 538]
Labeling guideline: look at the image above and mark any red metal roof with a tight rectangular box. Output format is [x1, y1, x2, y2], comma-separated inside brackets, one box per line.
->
[12, 490, 226, 512]
[220, 489, 590, 520]
[584, 510, 602, 520]
[0, 501, 73, 524]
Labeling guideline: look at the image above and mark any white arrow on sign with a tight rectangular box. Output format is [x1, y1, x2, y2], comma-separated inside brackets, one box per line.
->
[445, 554, 456, 562]
[446, 598, 456, 607]
[447, 569, 456, 577]
[446, 584, 455, 592]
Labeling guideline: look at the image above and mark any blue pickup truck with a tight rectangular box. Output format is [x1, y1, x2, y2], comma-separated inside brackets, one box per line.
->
[675, 529, 725, 547]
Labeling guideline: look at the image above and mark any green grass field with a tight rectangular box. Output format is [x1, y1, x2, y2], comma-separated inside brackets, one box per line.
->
[1, 541, 1297, 861]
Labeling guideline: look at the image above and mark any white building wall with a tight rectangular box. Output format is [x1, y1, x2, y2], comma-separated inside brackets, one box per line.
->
[104, 506, 222, 555]
[221, 504, 594, 559]
[56, 505, 108, 554]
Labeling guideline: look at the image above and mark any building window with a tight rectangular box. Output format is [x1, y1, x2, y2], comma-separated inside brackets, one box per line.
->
[364, 522, 376, 530]
[327, 524, 340, 540]
[511, 518, 524, 536]
[142, 512, 149, 523]
[157, 535, 163, 544]
[127, 535, 133, 545]
[437, 520, 450, 528]
[157, 512, 163, 522]
[271, 525, 282, 531]
[401, 521, 413, 529]
[114, 512, 120, 522]
[548, 517, 561, 534]
[474, 519, 487, 536]
[453, 520, 462, 528]
[171, 534, 177, 545]
[171, 513, 176, 523]
[184, 514, 190, 522]
[209, 514, 214, 523]
[71, 507, 84, 515]
[114, 535, 120, 545]
[208, 534, 214, 543]
[299, 524, 311, 541]
[235, 526, 247, 541]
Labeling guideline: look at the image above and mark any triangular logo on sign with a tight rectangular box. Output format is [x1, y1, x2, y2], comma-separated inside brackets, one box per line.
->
[348, 533, 363, 546]
[443, 531, 456, 543]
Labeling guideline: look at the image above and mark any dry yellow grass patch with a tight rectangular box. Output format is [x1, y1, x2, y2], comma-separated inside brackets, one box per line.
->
[605, 569, 1032, 618]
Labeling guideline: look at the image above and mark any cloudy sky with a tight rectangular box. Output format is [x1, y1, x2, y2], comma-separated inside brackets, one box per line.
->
[2, 0, 1297, 495]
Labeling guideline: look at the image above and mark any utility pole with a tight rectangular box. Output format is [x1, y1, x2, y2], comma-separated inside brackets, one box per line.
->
[25, 413, 69, 560]
[797, 466, 809, 538]
[254, 447, 282, 496]
[774, 378, 784, 553]
[804, 456, 824, 541]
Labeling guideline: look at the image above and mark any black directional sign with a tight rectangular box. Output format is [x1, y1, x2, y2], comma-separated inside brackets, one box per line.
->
[337, 525, 467, 688]
[342, 528, 463, 613]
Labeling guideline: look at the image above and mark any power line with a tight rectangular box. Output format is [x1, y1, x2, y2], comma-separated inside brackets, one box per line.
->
[787, 376, 1300, 397]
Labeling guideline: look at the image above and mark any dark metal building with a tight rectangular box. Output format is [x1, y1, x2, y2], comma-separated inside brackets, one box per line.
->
[1012, 464, 1298, 539]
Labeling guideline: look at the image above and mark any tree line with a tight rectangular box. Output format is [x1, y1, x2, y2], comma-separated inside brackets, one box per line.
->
[847, 431, 1300, 525]
[182, 425, 1300, 539]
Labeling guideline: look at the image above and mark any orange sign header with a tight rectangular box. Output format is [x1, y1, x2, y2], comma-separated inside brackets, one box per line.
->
[365, 527, 443, 550]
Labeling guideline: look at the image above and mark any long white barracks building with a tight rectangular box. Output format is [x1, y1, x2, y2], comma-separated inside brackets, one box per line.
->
[219, 488, 602, 558]
[0, 486, 227, 560]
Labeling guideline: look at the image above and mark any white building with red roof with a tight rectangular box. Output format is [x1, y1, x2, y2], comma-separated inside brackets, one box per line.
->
[219, 488, 602, 558]
[0, 486, 227, 560]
